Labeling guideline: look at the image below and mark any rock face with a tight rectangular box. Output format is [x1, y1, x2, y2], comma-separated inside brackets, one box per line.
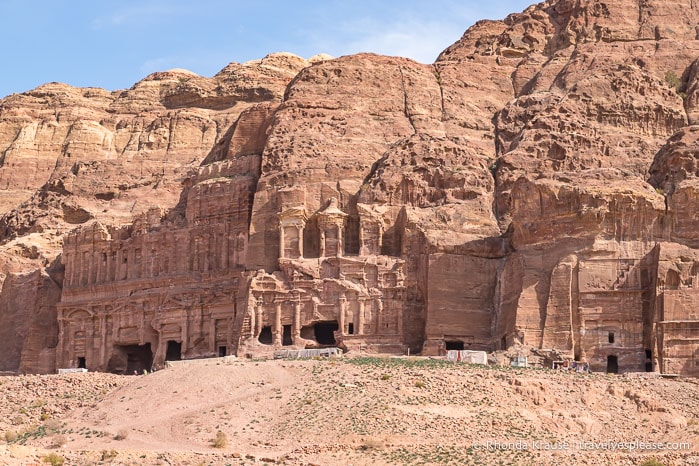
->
[6, 0, 699, 376]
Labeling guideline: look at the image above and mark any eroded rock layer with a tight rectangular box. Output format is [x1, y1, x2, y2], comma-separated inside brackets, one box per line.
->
[6, 1, 699, 376]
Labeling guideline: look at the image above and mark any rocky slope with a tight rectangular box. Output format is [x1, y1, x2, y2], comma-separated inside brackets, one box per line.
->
[0, 357, 697, 465]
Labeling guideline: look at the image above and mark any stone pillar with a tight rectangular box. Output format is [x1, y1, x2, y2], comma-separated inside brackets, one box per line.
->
[87, 250, 94, 285]
[294, 299, 302, 343]
[255, 298, 263, 337]
[116, 249, 123, 280]
[357, 299, 365, 335]
[274, 301, 282, 345]
[77, 251, 84, 285]
[57, 316, 66, 367]
[91, 251, 98, 284]
[319, 231, 326, 257]
[279, 226, 285, 259]
[337, 224, 344, 257]
[338, 295, 347, 335]
[182, 308, 189, 353]
[297, 224, 304, 258]
[66, 254, 74, 286]
[376, 298, 384, 334]
[365, 299, 373, 334]
[99, 314, 107, 368]
[156, 328, 166, 367]
[106, 250, 113, 282]
[222, 227, 229, 270]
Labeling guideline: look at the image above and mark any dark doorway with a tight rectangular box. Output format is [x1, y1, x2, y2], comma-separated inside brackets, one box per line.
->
[166, 340, 182, 361]
[314, 321, 339, 346]
[107, 344, 153, 374]
[77, 357, 86, 369]
[501, 337, 507, 350]
[348, 323, 354, 335]
[445, 341, 464, 351]
[258, 326, 273, 345]
[282, 325, 293, 346]
[608, 332, 615, 344]
[218, 346, 227, 357]
[607, 355, 618, 374]
[645, 349, 653, 372]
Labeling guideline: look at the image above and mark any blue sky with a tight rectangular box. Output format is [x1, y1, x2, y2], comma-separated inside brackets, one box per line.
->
[0, 1, 534, 98]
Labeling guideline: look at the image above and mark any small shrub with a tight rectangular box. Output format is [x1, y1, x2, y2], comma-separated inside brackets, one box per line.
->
[42, 453, 65, 466]
[665, 70, 682, 90]
[51, 434, 67, 448]
[113, 429, 128, 441]
[414, 380, 425, 389]
[640, 459, 664, 466]
[380, 374, 391, 380]
[101, 449, 118, 461]
[4, 430, 17, 443]
[40, 413, 50, 421]
[211, 430, 228, 448]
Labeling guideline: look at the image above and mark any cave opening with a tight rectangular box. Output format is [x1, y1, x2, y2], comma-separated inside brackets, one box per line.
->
[108, 343, 153, 374]
[314, 321, 339, 346]
[606, 355, 618, 374]
[258, 326, 273, 345]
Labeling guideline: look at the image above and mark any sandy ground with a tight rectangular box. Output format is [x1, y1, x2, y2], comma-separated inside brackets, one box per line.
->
[1, 356, 699, 465]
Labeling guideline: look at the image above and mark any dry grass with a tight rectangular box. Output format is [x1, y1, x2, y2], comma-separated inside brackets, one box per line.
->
[211, 430, 228, 448]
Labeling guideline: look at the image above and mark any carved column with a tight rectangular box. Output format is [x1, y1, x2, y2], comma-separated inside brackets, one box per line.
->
[91, 251, 98, 284]
[106, 249, 113, 282]
[365, 299, 373, 334]
[279, 226, 285, 259]
[182, 307, 189, 353]
[319, 231, 326, 257]
[338, 295, 347, 335]
[99, 313, 107, 368]
[396, 301, 403, 338]
[294, 298, 302, 343]
[337, 225, 344, 257]
[57, 316, 66, 368]
[357, 299, 365, 335]
[66, 253, 74, 286]
[87, 251, 94, 285]
[77, 251, 84, 285]
[274, 301, 282, 345]
[297, 224, 304, 258]
[255, 297, 263, 337]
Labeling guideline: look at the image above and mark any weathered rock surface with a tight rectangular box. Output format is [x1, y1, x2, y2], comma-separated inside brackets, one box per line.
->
[6, 0, 699, 378]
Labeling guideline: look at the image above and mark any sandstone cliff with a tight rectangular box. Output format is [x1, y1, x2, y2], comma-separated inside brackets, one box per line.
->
[5, 0, 699, 376]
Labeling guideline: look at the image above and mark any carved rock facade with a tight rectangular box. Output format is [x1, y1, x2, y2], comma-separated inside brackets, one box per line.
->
[9, 0, 699, 376]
